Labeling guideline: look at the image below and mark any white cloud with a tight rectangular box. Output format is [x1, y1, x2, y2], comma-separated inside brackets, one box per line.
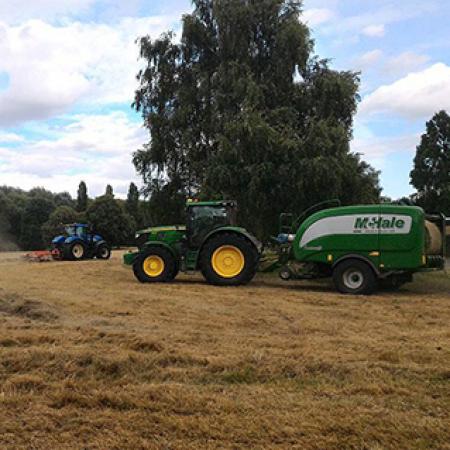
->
[352, 132, 419, 161]
[303, 8, 335, 26]
[359, 63, 450, 119]
[320, 1, 437, 38]
[354, 49, 383, 70]
[362, 24, 385, 38]
[0, 111, 147, 197]
[0, 15, 182, 126]
[383, 51, 430, 76]
[0, 132, 24, 143]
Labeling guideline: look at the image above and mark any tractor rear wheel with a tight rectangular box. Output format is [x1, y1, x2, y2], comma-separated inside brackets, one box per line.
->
[333, 259, 377, 295]
[133, 247, 177, 283]
[200, 234, 259, 286]
[66, 241, 86, 261]
[96, 244, 111, 260]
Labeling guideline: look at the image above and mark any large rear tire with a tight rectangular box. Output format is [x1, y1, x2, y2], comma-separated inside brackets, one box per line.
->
[200, 234, 259, 286]
[333, 259, 377, 295]
[133, 247, 177, 283]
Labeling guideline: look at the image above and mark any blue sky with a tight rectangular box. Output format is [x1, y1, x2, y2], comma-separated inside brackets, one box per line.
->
[0, 0, 449, 199]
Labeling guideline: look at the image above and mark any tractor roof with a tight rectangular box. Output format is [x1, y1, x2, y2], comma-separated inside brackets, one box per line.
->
[186, 200, 236, 208]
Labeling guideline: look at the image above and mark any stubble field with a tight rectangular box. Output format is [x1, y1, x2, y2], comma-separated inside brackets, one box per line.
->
[0, 251, 449, 449]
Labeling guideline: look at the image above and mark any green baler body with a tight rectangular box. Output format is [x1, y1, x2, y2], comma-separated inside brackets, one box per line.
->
[292, 204, 440, 272]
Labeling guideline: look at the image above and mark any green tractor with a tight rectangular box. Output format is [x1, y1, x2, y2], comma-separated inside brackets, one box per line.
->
[123, 200, 261, 286]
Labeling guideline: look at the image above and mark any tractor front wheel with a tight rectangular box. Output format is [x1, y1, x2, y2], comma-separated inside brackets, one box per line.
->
[200, 234, 259, 286]
[133, 247, 177, 283]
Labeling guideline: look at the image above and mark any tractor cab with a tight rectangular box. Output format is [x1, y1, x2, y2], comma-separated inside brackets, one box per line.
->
[187, 200, 238, 247]
[65, 223, 90, 240]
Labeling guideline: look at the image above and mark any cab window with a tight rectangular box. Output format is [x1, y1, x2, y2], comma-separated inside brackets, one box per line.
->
[188, 206, 230, 247]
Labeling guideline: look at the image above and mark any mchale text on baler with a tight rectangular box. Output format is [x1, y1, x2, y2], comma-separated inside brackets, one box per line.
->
[123, 200, 447, 295]
[51, 224, 111, 261]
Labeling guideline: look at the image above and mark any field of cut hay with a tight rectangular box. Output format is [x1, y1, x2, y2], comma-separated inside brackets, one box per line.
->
[0, 251, 449, 449]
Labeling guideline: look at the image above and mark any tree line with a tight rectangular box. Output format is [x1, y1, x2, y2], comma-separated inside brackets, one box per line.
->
[0, 182, 151, 251]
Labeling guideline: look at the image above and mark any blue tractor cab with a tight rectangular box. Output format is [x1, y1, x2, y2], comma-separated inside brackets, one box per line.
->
[51, 223, 111, 261]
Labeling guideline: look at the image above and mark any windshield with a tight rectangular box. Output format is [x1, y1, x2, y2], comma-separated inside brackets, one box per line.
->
[76, 226, 87, 237]
[65, 226, 76, 236]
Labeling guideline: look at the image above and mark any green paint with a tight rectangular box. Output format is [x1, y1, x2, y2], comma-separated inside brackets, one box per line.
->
[123, 200, 259, 273]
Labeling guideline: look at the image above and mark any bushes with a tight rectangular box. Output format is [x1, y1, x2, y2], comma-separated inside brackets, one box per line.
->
[86, 196, 135, 247]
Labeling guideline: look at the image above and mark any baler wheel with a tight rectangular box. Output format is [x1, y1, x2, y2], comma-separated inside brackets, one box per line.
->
[333, 259, 377, 295]
[133, 247, 177, 283]
[200, 233, 258, 286]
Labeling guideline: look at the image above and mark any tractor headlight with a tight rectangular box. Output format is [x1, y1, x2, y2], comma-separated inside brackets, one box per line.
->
[135, 233, 140, 239]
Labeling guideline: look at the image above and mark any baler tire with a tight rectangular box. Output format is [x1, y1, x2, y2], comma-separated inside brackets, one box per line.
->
[133, 247, 176, 283]
[200, 234, 259, 286]
[66, 241, 86, 261]
[96, 244, 111, 260]
[333, 259, 377, 295]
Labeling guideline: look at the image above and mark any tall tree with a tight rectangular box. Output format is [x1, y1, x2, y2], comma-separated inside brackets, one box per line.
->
[133, 0, 380, 237]
[105, 184, 114, 197]
[77, 181, 88, 212]
[410, 110, 450, 215]
[126, 182, 140, 224]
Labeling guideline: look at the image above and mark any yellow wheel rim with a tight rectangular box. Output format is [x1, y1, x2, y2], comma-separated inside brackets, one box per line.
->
[143, 255, 165, 277]
[212, 245, 245, 278]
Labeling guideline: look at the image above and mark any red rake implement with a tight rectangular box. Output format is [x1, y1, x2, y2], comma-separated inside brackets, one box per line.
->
[24, 249, 61, 262]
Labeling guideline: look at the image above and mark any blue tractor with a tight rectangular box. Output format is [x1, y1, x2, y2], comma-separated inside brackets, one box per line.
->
[51, 224, 111, 261]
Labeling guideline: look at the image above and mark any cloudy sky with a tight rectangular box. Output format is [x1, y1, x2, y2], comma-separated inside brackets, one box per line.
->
[0, 0, 449, 199]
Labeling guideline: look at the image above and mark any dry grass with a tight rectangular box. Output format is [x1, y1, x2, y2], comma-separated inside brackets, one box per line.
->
[0, 251, 449, 449]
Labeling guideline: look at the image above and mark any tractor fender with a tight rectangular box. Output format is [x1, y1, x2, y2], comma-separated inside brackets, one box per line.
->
[141, 241, 179, 259]
[200, 227, 263, 256]
[94, 239, 109, 250]
[140, 241, 180, 272]
[332, 254, 380, 276]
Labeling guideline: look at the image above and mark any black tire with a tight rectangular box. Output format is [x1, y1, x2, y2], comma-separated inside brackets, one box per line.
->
[333, 259, 377, 295]
[66, 241, 86, 261]
[132, 246, 177, 283]
[200, 233, 259, 286]
[96, 244, 111, 260]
